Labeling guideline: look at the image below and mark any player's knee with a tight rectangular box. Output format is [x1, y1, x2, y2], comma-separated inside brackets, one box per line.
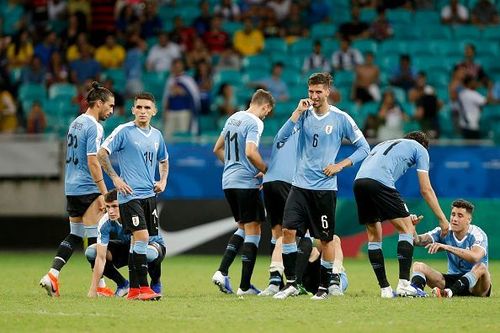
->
[473, 263, 487, 275]
[332, 235, 340, 243]
[282, 228, 296, 240]
[85, 244, 97, 262]
[412, 261, 425, 272]
[147, 242, 165, 262]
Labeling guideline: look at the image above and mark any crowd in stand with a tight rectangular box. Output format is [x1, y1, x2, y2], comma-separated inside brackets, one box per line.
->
[0, 0, 499, 141]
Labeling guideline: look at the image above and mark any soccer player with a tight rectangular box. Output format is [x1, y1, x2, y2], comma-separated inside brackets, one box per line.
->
[211, 89, 274, 296]
[411, 199, 491, 298]
[273, 72, 370, 300]
[40, 81, 114, 297]
[86, 189, 166, 298]
[98, 92, 168, 301]
[353, 131, 449, 298]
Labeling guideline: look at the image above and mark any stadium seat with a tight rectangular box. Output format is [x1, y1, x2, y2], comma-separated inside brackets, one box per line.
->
[414, 11, 440, 24]
[273, 101, 297, 116]
[359, 8, 376, 22]
[386, 9, 413, 24]
[427, 70, 450, 88]
[407, 41, 438, 56]
[414, 56, 453, 72]
[213, 70, 242, 87]
[289, 85, 306, 100]
[242, 69, 269, 83]
[380, 40, 409, 57]
[221, 21, 243, 36]
[358, 102, 379, 117]
[452, 26, 482, 40]
[378, 54, 400, 72]
[352, 40, 378, 54]
[289, 38, 314, 54]
[483, 26, 500, 40]
[199, 115, 217, 133]
[310, 23, 337, 40]
[400, 102, 415, 117]
[143, 71, 168, 98]
[242, 55, 271, 72]
[321, 40, 340, 56]
[48, 83, 77, 100]
[333, 71, 354, 88]
[392, 23, 420, 40]
[421, 25, 452, 40]
[263, 38, 288, 54]
[18, 84, 46, 102]
[432, 40, 462, 56]
[388, 86, 406, 104]
[102, 69, 126, 93]
[282, 70, 302, 86]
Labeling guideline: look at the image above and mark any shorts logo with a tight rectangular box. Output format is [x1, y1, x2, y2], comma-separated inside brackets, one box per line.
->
[132, 215, 140, 227]
[325, 125, 333, 134]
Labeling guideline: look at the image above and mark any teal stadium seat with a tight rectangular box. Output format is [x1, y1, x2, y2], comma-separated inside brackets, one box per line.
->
[242, 69, 269, 83]
[427, 70, 450, 88]
[333, 71, 354, 88]
[407, 41, 438, 56]
[414, 11, 440, 24]
[483, 26, 500, 40]
[432, 40, 462, 56]
[352, 40, 378, 54]
[221, 21, 243, 37]
[143, 71, 168, 98]
[421, 25, 452, 40]
[18, 84, 46, 102]
[289, 85, 306, 100]
[452, 26, 482, 40]
[414, 56, 454, 72]
[48, 83, 77, 100]
[310, 23, 337, 40]
[392, 23, 419, 40]
[386, 9, 413, 24]
[380, 40, 409, 56]
[289, 38, 314, 55]
[199, 115, 217, 133]
[273, 101, 297, 116]
[102, 69, 126, 93]
[359, 8, 376, 22]
[242, 55, 271, 72]
[263, 38, 288, 54]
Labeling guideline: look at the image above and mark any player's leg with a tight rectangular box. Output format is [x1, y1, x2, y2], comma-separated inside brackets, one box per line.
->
[441, 263, 492, 298]
[216, 225, 245, 278]
[332, 235, 344, 274]
[259, 235, 284, 296]
[469, 263, 492, 297]
[366, 222, 393, 296]
[103, 240, 129, 295]
[147, 242, 166, 294]
[237, 221, 261, 295]
[295, 235, 313, 293]
[411, 261, 446, 291]
[82, 195, 105, 246]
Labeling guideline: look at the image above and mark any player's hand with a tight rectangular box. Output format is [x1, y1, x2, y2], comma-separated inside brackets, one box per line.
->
[87, 289, 97, 298]
[295, 99, 312, 114]
[425, 242, 447, 254]
[97, 195, 106, 212]
[112, 177, 133, 195]
[154, 180, 167, 193]
[323, 163, 343, 177]
[254, 172, 264, 178]
[439, 219, 450, 237]
[410, 214, 424, 226]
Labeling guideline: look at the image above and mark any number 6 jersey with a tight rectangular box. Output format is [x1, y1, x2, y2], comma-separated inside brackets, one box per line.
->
[65, 114, 104, 196]
[220, 111, 263, 190]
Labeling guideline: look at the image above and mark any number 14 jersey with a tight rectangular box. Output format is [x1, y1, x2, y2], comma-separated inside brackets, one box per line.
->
[221, 111, 263, 190]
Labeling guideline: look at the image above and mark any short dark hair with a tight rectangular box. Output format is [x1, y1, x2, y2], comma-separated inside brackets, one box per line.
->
[308, 72, 332, 87]
[404, 131, 429, 149]
[86, 81, 113, 107]
[251, 88, 275, 109]
[104, 189, 117, 203]
[452, 199, 474, 215]
[134, 92, 156, 103]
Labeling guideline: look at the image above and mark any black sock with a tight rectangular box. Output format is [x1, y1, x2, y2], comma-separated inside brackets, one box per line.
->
[240, 242, 258, 290]
[282, 251, 297, 285]
[103, 261, 126, 287]
[320, 264, 334, 289]
[51, 234, 82, 271]
[411, 275, 426, 290]
[133, 252, 149, 287]
[87, 237, 97, 247]
[295, 238, 312, 284]
[397, 240, 414, 280]
[269, 270, 282, 287]
[368, 248, 389, 288]
[128, 253, 138, 288]
[450, 276, 470, 295]
[218, 233, 244, 275]
[148, 258, 162, 285]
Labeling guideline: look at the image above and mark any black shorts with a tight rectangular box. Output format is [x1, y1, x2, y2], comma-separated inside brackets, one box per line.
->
[353, 178, 409, 225]
[119, 197, 159, 235]
[263, 181, 292, 227]
[224, 189, 265, 223]
[283, 186, 337, 241]
[107, 240, 130, 268]
[443, 273, 492, 297]
[66, 193, 101, 217]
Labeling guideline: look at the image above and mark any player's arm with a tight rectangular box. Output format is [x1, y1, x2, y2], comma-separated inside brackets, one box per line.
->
[97, 148, 133, 195]
[246, 142, 267, 173]
[426, 243, 486, 264]
[88, 155, 107, 195]
[417, 171, 449, 232]
[154, 160, 169, 193]
[88, 243, 107, 298]
[414, 233, 434, 247]
[213, 135, 225, 162]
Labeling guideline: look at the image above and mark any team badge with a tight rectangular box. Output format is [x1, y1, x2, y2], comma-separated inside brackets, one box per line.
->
[325, 125, 333, 134]
[132, 215, 140, 227]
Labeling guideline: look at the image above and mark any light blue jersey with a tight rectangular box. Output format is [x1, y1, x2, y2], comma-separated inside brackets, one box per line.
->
[96, 213, 130, 245]
[355, 139, 429, 189]
[426, 225, 488, 275]
[221, 111, 264, 189]
[276, 106, 369, 190]
[65, 114, 104, 195]
[102, 122, 168, 204]
[263, 125, 299, 184]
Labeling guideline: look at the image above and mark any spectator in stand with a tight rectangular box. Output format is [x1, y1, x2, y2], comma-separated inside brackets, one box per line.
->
[21, 56, 46, 84]
[192, 0, 212, 37]
[46, 51, 69, 86]
[332, 38, 364, 72]
[102, 78, 124, 116]
[34, 30, 59, 68]
[255, 62, 289, 102]
[124, 32, 146, 97]
[203, 15, 230, 54]
[214, 0, 241, 22]
[376, 89, 409, 140]
[146, 32, 181, 73]
[456, 75, 491, 139]
[492, 80, 500, 103]
[441, 0, 469, 24]
[7, 30, 33, 69]
[66, 32, 94, 62]
[390, 54, 417, 92]
[449, 64, 467, 130]
[354, 0, 376, 8]
[140, 1, 162, 40]
[70, 46, 101, 84]
[267, 0, 291, 22]
[26, 100, 47, 134]
[305, 0, 330, 25]
[233, 17, 264, 56]
[456, 44, 487, 86]
[261, 10, 283, 39]
[194, 59, 214, 116]
[94, 34, 126, 69]
[214, 83, 238, 117]
[0, 82, 17, 133]
[370, 6, 393, 42]
[171, 16, 197, 52]
[337, 5, 370, 41]
[116, 4, 139, 41]
[186, 37, 212, 69]
[302, 40, 330, 74]
[471, 0, 499, 26]
[89, 0, 117, 46]
[414, 86, 441, 139]
[353, 51, 380, 104]
[61, 13, 87, 50]
[282, 2, 308, 40]
[48, 0, 68, 22]
[215, 43, 241, 72]
[409, 71, 434, 103]
[162, 58, 201, 138]
[68, 0, 91, 28]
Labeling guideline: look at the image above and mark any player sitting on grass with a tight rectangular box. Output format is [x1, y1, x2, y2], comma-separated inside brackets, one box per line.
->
[86, 189, 166, 298]
[411, 199, 491, 298]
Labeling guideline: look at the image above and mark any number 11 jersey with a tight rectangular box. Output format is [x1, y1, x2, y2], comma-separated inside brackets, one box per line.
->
[221, 111, 263, 190]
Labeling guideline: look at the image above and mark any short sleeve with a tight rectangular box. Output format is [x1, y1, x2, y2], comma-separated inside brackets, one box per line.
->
[425, 227, 442, 243]
[246, 118, 263, 146]
[86, 123, 103, 155]
[471, 228, 487, 255]
[342, 113, 364, 143]
[96, 214, 111, 246]
[101, 125, 125, 154]
[415, 144, 430, 172]
[157, 133, 168, 162]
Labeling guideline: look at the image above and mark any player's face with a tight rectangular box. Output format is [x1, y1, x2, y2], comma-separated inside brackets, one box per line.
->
[259, 103, 272, 120]
[98, 97, 115, 121]
[450, 207, 471, 233]
[132, 99, 157, 125]
[106, 200, 120, 220]
[308, 84, 330, 109]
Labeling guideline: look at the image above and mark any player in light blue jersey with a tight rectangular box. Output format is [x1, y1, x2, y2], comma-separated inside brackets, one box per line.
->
[87, 190, 166, 298]
[353, 131, 449, 298]
[273, 72, 370, 300]
[40, 81, 114, 297]
[212, 89, 274, 296]
[98, 92, 168, 301]
[411, 199, 491, 298]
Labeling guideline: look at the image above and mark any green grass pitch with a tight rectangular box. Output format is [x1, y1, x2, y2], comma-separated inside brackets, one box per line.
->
[0, 252, 498, 333]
